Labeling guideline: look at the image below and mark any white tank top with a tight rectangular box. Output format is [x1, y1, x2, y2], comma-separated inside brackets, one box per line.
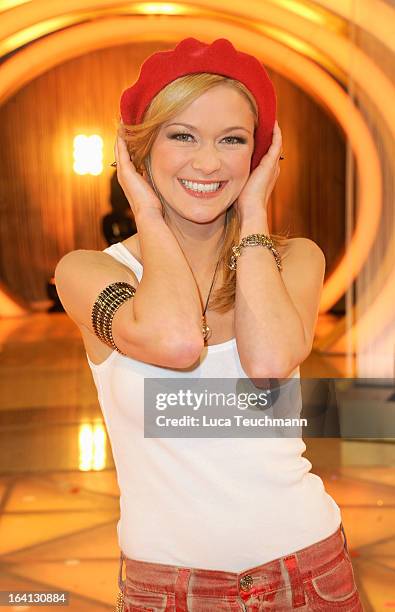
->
[86, 242, 341, 571]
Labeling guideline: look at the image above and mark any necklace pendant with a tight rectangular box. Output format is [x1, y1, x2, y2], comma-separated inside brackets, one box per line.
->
[202, 317, 211, 340]
[199, 221, 228, 344]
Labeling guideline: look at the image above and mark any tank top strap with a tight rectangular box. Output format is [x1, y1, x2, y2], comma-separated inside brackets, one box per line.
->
[103, 242, 143, 282]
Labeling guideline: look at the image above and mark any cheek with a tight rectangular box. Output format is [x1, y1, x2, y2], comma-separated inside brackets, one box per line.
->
[152, 144, 188, 177]
[230, 153, 252, 181]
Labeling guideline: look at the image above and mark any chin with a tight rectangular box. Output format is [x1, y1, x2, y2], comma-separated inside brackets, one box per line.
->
[181, 206, 229, 224]
[160, 186, 238, 223]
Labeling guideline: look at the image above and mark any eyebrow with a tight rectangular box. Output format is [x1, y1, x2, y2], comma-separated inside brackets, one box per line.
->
[164, 122, 252, 135]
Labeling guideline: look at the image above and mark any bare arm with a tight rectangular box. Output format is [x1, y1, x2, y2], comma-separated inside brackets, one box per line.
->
[235, 211, 325, 379]
[113, 133, 204, 353]
[55, 216, 204, 369]
[125, 208, 204, 354]
[55, 134, 205, 368]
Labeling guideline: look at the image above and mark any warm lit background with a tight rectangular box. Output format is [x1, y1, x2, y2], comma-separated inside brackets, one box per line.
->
[0, 1, 394, 611]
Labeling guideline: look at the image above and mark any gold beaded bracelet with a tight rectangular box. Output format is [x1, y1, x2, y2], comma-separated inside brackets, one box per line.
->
[91, 281, 136, 355]
[229, 233, 282, 271]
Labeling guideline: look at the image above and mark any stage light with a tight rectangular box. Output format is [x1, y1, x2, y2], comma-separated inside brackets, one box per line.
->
[134, 3, 181, 14]
[78, 422, 106, 471]
[73, 134, 103, 176]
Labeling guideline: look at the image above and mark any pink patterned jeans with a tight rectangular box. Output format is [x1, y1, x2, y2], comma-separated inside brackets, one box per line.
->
[117, 523, 363, 610]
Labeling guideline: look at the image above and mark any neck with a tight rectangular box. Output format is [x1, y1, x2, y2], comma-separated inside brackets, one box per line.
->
[163, 207, 228, 272]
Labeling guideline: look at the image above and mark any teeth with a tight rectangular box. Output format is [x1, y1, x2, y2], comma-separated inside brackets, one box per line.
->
[180, 179, 222, 192]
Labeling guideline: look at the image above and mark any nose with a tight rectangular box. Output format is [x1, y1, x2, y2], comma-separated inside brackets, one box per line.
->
[191, 143, 221, 174]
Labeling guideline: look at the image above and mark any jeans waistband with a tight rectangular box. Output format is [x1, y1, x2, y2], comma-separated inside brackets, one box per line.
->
[118, 522, 347, 599]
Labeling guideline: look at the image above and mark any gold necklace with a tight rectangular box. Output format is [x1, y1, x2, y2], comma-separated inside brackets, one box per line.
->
[201, 222, 228, 341]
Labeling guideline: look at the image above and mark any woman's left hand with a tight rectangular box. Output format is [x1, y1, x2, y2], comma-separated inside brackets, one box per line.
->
[235, 120, 283, 222]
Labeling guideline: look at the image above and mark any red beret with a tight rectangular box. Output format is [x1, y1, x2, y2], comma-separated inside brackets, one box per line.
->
[120, 37, 276, 171]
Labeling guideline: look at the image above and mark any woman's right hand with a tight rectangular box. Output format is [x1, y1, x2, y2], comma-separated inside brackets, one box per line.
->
[114, 135, 163, 217]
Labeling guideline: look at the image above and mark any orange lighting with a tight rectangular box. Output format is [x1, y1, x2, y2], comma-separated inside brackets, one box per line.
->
[0, 16, 383, 315]
[0, 4, 393, 359]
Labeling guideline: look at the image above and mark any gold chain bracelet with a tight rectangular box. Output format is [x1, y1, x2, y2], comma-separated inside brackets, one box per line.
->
[229, 233, 282, 271]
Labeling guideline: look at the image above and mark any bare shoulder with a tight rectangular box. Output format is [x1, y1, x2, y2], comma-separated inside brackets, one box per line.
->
[279, 237, 325, 270]
[56, 247, 136, 271]
[56, 248, 139, 285]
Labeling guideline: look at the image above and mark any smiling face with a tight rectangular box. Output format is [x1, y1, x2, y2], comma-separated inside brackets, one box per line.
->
[148, 84, 255, 224]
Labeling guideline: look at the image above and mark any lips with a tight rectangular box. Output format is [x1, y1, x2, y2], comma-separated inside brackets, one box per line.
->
[179, 178, 226, 184]
[177, 178, 228, 199]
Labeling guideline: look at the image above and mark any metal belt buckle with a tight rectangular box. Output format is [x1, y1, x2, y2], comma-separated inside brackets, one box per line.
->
[116, 588, 124, 612]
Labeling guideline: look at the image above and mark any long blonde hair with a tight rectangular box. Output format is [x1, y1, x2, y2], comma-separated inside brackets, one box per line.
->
[118, 73, 289, 313]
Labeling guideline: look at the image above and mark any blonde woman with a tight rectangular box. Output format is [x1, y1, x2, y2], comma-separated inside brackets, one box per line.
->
[55, 38, 363, 611]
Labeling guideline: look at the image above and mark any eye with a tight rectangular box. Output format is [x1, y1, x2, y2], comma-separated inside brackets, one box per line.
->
[222, 136, 247, 145]
[167, 133, 247, 145]
[169, 132, 195, 142]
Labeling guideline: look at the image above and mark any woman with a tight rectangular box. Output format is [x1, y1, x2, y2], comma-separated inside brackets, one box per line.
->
[55, 38, 363, 611]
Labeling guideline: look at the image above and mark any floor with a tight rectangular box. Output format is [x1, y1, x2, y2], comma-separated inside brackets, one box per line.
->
[0, 312, 394, 611]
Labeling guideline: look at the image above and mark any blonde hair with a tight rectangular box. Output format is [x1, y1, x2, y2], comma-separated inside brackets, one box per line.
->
[118, 73, 289, 313]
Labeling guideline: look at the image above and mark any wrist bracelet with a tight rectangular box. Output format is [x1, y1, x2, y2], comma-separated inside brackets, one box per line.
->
[229, 233, 282, 271]
[91, 281, 136, 355]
